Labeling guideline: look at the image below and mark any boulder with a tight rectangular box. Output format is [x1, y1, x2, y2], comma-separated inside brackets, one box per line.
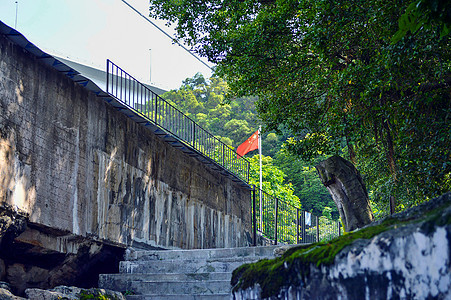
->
[25, 286, 125, 300]
[0, 281, 25, 300]
[232, 192, 451, 300]
[0, 205, 28, 245]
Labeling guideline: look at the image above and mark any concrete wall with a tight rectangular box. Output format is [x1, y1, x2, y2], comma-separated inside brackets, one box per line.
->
[0, 33, 252, 250]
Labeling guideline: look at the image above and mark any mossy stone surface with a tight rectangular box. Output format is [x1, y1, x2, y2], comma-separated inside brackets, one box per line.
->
[231, 192, 451, 299]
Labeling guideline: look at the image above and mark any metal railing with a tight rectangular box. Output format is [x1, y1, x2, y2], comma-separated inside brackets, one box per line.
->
[106, 60, 250, 183]
[105, 60, 340, 246]
[253, 187, 342, 245]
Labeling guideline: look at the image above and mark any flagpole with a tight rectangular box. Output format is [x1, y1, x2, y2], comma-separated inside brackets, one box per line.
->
[258, 126, 263, 230]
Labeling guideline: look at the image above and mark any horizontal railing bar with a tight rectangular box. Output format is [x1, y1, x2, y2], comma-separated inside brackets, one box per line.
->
[105, 60, 341, 246]
[106, 59, 250, 184]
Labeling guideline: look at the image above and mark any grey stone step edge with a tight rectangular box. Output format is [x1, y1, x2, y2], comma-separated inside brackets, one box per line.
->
[120, 256, 272, 266]
[126, 245, 278, 261]
[125, 294, 230, 300]
[127, 279, 231, 295]
[119, 259, 255, 274]
[99, 272, 232, 283]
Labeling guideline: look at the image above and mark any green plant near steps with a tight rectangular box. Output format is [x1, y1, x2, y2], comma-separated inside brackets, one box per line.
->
[122, 290, 135, 296]
[78, 290, 119, 300]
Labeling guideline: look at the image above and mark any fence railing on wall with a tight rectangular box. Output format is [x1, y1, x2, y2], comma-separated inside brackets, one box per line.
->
[106, 60, 250, 183]
[253, 187, 342, 245]
[106, 60, 340, 246]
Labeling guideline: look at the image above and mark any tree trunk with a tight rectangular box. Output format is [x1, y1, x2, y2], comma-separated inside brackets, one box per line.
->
[315, 155, 374, 232]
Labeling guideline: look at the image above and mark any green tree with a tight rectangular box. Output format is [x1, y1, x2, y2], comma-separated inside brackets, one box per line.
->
[393, 0, 451, 41]
[163, 74, 262, 146]
[224, 119, 252, 144]
[149, 0, 451, 215]
[248, 155, 300, 206]
[275, 151, 337, 218]
[248, 154, 301, 243]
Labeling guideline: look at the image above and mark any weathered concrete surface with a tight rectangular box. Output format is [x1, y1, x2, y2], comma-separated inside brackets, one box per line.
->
[0, 205, 124, 295]
[99, 246, 277, 299]
[232, 193, 451, 300]
[0, 26, 252, 295]
[0, 29, 251, 251]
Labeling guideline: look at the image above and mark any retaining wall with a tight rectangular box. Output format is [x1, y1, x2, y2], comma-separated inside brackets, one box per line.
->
[0, 32, 252, 251]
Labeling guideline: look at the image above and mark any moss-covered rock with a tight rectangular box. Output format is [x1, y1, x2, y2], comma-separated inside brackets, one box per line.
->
[231, 192, 451, 300]
[24, 286, 125, 300]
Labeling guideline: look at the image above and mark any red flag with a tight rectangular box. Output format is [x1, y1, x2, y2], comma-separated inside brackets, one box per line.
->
[237, 130, 259, 158]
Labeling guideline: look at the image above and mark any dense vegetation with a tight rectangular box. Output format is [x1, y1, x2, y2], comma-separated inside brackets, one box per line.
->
[163, 75, 336, 218]
[153, 0, 450, 218]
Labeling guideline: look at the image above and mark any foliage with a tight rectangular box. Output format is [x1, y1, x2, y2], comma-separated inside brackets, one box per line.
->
[162, 72, 344, 244]
[162, 74, 260, 148]
[305, 215, 342, 242]
[275, 150, 337, 218]
[78, 290, 117, 300]
[248, 154, 300, 206]
[162, 74, 335, 219]
[393, 0, 451, 42]
[248, 154, 302, 243]
[149, 0, 451, 214]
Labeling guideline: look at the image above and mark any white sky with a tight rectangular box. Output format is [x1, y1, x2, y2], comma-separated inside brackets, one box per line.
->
[0, 0, 214, 90]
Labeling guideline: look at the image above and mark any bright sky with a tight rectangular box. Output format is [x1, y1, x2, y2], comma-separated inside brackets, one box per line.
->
[0, 0, 214, 91]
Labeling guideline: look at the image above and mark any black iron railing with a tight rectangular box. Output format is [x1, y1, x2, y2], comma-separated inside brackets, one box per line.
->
[106, 60, 250, 183]
[105, 60, 340, 246]
[253, 187, 342, 245]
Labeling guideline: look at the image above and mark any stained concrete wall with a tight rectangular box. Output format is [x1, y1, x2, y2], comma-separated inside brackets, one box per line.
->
[0, 32, 252, 250]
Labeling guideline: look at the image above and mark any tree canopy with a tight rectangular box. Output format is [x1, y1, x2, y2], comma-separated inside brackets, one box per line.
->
[162, 74, 337, 217]
[150, 0, 450, 212]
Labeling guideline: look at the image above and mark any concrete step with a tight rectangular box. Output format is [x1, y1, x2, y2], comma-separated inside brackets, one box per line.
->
[99, 272, 232, 292]
[99, 246, 278, 299]
[119, 257, 265, 274]
[126, 245, 277, 261]
[125, 294, 230, 300]
[127, 280, 231, 295]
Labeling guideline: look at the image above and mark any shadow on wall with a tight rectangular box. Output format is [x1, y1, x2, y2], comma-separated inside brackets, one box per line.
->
[0, 79, 126, 295]
[0, 22, 252, 295]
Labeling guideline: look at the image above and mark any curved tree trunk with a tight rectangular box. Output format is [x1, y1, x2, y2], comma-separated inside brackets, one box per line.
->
[315, 155, 374, 232]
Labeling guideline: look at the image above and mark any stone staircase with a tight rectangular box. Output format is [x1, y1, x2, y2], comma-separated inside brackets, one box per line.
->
[99, 246, 277, 299]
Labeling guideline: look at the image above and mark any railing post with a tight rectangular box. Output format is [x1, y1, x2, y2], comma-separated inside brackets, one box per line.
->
[120, 69, 123, 101]
[252, 185, 257, 246]
[247, 161, 250, 183]
[154, 94, 158, 121]
[338, 220, 341, 236]
[296, 208, 300, 244]
[106, 59, 109, 94]
[192, 123, 196, 147]
[301, 210, 306, 243]
[316, 216, 320, 243]
[274, 198, 278, 245]
[222, 144, 225, 167]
